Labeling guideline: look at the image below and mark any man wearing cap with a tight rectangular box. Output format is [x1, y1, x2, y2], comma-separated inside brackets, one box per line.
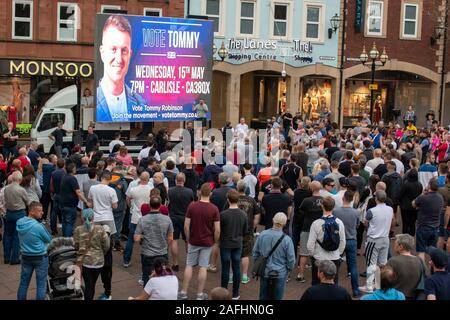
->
[359, 190, 395, 294]
[252, 212, 295, 300]
[425, 247, 450, 300]
[300, 260, 351, 300]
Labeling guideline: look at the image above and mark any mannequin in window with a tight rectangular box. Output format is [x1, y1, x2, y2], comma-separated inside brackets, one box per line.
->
[302, 93, 310, 115]
[310, 90, 320, 121]
[373, 95, 383, 123]
[12, 81, 25, 123]
[81, 88, 94, 108]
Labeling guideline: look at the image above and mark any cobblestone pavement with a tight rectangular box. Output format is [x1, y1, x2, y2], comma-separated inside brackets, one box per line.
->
[0, 221, 381, 300]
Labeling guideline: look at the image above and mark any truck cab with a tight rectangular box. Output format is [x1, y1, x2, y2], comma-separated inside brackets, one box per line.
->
[31, 84, 132, 154]
[31, 85, 76, 153]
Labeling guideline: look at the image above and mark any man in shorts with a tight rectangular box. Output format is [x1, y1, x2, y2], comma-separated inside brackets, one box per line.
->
[178, 183, 220, 300]
[168, 173, 194, 271]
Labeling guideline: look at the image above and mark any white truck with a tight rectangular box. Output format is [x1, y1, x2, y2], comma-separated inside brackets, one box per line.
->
[30, 85, 143, 155]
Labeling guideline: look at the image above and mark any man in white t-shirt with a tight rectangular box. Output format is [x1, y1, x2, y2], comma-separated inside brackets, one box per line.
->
[123, 171, 153, 267]
[235, 117, 249, 136]
[88, 170, 118, 300]
[108, 132, 125, 153]
[89, 171, 119, 233]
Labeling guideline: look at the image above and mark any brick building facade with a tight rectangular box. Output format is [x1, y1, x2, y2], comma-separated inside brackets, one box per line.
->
[341, 0, 446, 126]
[0, 0, 184, 125]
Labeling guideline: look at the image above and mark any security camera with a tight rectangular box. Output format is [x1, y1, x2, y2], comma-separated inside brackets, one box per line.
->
[281, 70, 287, 78]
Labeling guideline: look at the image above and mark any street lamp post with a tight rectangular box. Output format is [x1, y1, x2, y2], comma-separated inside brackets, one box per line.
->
[359, 43, 388, 120]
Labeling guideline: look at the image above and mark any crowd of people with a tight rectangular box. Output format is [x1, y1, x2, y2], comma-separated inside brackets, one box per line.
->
[0, 108, 450, 301]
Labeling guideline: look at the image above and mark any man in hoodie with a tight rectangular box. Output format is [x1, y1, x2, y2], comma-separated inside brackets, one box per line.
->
[16, 202, 52, 300]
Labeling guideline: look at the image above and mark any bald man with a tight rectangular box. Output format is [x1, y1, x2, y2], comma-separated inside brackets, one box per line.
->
[295, 181, 323, 282]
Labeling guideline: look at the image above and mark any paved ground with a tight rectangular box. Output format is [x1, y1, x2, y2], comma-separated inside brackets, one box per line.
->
[0, 222, 378, 300]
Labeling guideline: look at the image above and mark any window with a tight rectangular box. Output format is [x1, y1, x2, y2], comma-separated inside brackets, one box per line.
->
[144, 8, 162, 17]
[367, 1, 383, 35]
[402, 4, 418, 37]
[205, 0, 221, 33]
[38, 113, 66, 132]
[57, 3, 78, 41]
[101, 5, 121, 13]
[12, 0, 33, 40]
[305, 6, 321, 41]
[239, 1, 255, 35]
[273, 4, 288, 37]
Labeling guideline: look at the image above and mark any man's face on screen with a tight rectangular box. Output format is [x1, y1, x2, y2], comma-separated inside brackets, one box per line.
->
[100, 26, 132, 86]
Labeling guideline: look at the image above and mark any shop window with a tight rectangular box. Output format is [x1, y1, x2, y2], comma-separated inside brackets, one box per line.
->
[304, 3, 324, 42]
[57, 3, 78, 42]
[205, 0, 221, 34]
[402, 4, 418, 38]
[38, 113, 65, 132]
[239, 1, 255, 35]
[302, 78, 332, 122]
[143, 8, 162, 17]
[367, 1, 383, 36]
[273, 3, 288, 37]
[12, 0, 33, 40]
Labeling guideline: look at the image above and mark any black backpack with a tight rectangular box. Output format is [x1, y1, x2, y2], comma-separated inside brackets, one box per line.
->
[164, 171, 177, 188]
[317, 216, 340, 251]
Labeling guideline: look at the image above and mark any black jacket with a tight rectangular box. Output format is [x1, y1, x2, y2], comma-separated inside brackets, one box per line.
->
[399, 177, 423, 210]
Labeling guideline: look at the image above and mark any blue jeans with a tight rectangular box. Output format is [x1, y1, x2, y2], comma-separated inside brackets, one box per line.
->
[220, 247, 242, 298]
[17, 255, 48, 300]
[3, 209, 26, 263]
[416, 226, 439, 252]
[259, 275, 287, 300]
[345, 239, 359, 294]
[61, 206, 77, 237]
[113, 210, 125, 246]
[50, 195, 62, 233]
[123, 223, 137, 264]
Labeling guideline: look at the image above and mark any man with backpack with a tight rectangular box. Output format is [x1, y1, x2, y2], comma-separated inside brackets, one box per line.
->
[307, 196, 346, 286]
[359, 190, 394, 294]
[163, 159, 178, 188]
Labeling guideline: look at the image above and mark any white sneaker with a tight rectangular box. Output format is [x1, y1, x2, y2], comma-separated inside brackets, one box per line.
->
[358, 285, 374, 293]
[196, 292, 208, 300]
[232, 295, 240, 300]
[57, 223, 62, 229]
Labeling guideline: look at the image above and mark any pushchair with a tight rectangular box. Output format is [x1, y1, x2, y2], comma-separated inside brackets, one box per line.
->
[46, 237, 84, 300]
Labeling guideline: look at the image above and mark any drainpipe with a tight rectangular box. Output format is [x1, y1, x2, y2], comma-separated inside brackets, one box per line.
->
[439, 0, 448, 123]
[338, 0, 347, 129]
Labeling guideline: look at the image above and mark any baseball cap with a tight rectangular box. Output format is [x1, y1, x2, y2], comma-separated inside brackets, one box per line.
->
[272, 212, 287, 226]
[427, 247, 448, 268]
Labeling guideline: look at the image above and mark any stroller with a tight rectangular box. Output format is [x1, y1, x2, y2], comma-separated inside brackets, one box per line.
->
[46, 237, 84, 300]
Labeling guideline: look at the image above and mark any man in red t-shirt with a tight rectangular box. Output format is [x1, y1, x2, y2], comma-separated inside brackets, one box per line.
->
[178, 183, 220, 300]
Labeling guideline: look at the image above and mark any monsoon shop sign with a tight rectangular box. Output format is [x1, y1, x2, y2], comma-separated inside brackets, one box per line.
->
[0, 59, 93, 77]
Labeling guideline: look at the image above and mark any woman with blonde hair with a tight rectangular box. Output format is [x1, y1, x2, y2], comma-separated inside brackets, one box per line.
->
[116, 146, 133, 167]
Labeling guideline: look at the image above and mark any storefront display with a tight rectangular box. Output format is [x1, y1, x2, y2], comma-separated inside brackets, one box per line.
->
[0, 78, 30, 124]
[344, 81, 387, 126]
[301, 78, 332, 121]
